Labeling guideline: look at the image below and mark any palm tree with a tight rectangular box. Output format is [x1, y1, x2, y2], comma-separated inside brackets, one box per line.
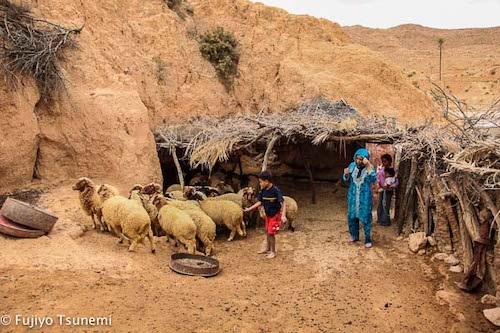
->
[437, 38, 445, 81]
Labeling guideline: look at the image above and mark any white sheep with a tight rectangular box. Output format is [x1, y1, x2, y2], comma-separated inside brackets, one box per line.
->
[168, 190, 186, 201]
[166, 184, 183, 192]
[208, 192, 243, 207]
[100, 195, 156, 253]
[153, 197, 197, 254]
[258, 195, 299, 232]
[161, 197, 216, 256]
[184, 187, 246, 241]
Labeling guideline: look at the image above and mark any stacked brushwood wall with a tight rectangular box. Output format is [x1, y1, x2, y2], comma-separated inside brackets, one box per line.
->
[394, 86, 499, 293]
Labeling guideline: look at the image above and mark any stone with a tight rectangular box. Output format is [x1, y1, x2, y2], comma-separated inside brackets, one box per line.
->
[449, 266, 462, 273]
[445, 255, 460, 266]
[484, 307, 500, 326]
[396, 236, 404, 241]
[427, 236, 437, 246]
[444, 245, 453, 252]
[408, 232, 427, 253]
[418, 249, 426, 255]
[433, 253, 448, 261]
[481, 294, 498, 305]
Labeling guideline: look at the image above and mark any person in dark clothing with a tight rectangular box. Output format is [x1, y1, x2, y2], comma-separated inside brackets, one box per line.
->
[243, 170, 287, 259]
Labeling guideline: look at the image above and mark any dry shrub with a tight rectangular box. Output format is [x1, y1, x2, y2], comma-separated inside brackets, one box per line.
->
[165, 0, 193, 19]
[0, 0, 81, 102]
[199, 27, 239, 90]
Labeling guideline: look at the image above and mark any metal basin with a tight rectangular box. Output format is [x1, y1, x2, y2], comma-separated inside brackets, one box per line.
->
[169, 253, 220, 277]
[1, 197, 58, 233]
[0, 213, 46, 238]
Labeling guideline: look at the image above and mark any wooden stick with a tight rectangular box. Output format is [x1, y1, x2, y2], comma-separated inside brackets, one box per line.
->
[470, 181, 500, 237]
[449, 178, 480, 241]
[171, 148, 185, 190]
[431, 177, 453, 252]
[456, 203, 473, 272]
[397, 156, 418, 234]
[305, 159, 317, 204]
[261, 135, 279, 172]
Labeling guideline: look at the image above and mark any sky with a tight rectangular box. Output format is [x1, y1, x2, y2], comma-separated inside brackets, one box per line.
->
[249, 0, 500, 29]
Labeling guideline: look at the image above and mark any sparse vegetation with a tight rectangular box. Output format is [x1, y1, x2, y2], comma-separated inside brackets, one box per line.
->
[153, 57, 167, 85]
[437, 37, 445, 81]
[0, 0, 82, 102]
[199, 27, 240, 90]
[407, 71, 416, 78]
[165, 0, 193, 19]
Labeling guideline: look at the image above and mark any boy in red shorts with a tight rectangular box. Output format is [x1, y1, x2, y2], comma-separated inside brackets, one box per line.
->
[243, 170, 287, 259]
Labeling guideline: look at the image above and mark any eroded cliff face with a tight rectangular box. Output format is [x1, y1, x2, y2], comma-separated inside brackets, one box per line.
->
[0, 0, 436, 192]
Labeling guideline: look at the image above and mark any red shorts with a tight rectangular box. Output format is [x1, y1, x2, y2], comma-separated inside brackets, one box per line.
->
[265, 211, 282, 235]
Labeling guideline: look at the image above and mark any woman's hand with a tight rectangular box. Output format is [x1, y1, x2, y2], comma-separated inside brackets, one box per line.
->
[363, 157, 370, 166]
[344, 168, 351, 175]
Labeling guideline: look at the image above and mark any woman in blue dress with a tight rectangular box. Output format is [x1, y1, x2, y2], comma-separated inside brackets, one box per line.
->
[342, 148, 377, 248]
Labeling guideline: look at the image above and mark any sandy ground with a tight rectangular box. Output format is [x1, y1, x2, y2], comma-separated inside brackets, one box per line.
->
[0, 181, 495, 333]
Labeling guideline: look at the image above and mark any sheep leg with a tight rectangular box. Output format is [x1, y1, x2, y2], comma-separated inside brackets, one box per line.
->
[91, 214, 97, 229]
[147, 230, 156, 254]
[289, 219, 295, 232]
[240, 220, 247, 237]
[236, 223, 244, 237]
[128, 236, 141, 252]
[228, 229, 236, 242]
[205, 242, 214, 256]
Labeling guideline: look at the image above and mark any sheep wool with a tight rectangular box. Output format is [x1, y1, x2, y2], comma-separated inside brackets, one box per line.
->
[101, 196, 156, 253]
[157, 203, 197, 254]
[186, 190, 245, 241]
[73, 177, 105, 231]
[208, 192, 243, 207]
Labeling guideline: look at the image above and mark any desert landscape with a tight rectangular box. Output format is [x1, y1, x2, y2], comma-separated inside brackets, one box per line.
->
[0, 0, 499, 332]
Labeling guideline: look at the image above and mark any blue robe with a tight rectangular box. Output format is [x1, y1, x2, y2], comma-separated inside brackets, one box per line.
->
[342, 148, 376, 242]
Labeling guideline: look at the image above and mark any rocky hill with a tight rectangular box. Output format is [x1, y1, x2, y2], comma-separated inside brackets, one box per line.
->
[345, 24, 500, 108]
[1, 0, 436, 192]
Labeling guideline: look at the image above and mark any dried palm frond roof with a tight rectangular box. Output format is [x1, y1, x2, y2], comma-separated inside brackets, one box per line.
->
[155, 97, 404, 168]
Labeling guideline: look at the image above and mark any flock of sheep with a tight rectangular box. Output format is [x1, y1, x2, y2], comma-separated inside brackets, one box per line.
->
[72, 171, 298, 256]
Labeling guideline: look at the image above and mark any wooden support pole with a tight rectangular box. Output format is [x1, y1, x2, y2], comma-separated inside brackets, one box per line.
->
[432, 177, 453, 252]
[397, 156, 418, 234]
[261, 135, 278, 172]
[171, 148, 185, 190]
[305, 159, 317, 204]
[449, 178, 480, 241]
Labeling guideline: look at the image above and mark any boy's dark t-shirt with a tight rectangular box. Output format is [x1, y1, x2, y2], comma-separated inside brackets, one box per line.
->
[258, 185, 284, 217]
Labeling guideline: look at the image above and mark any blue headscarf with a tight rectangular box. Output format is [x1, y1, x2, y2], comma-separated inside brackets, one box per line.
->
[348, 148, 370, 177]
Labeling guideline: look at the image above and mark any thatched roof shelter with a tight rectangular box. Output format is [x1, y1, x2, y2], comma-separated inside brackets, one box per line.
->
[155, 97, 404, 169]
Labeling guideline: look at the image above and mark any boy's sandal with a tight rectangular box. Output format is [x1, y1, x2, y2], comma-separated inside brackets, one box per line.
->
[347, 238, 359, 243]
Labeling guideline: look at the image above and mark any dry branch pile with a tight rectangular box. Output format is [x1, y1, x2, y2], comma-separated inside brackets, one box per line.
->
[0, 0, 81, 101]
[155, 97, 403, 168]
[394, 87, 500, 293]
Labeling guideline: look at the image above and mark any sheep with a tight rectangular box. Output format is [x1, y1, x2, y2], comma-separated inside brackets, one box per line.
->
[153, 197, 197, 254]
[126, 184, 164, 236]
[258, 195, 299, 232]
[189, 173, 208, 186]
[166, 184, 183, 192]
[161, 197, 215, 255]
[168, 190, 186, 201]
[184, 187, 246, 241]
[73, 178, 119, 232]
[73, 177, 102, 230]
[142, 183, 163, 196]
[209, 173, 235, 194]
[100, 195, 156, 253]
[208, 192, 243, 207]
[241, 187, 264, 228]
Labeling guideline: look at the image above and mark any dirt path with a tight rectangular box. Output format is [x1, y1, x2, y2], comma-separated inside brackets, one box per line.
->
[0, 182, 494, 332]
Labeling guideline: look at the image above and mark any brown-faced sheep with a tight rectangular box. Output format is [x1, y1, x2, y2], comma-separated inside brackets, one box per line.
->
[209, 173, 235, 194]
[142, 183, 163, 196]
[73, 178, 119, 232]
[241, 187, 264, 228]
[189, 174, 208, 186]
[73, 177, 102, 230]
[184, 187, 245, 241]
[100, 195, 156, 253]
[153, 197, 197, 254]
[127, 184, 164, 237]
[161, 197, 216, 256]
